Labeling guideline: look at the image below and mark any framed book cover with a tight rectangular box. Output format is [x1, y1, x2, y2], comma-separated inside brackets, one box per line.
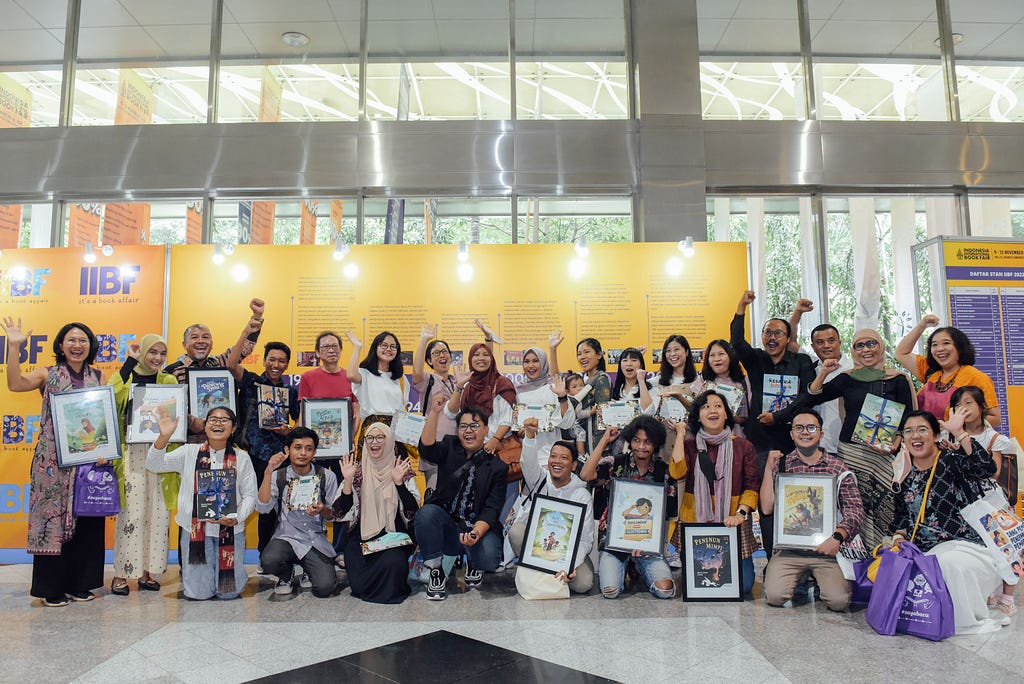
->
[127, 384, 187, 444]
[187, 369, 236, 420]
[512, 403, 557, 432]
[517, 494, 587, 576]
[852, 393, 905, 449]
[302, 398, 352, 459]
[680, 523, 743, 601]
[50, 386, 122, 468]
[196, 468, 237, 519]
[762, 373, 798, 413]
[257, 383, 291, 430]
[597, 399, 639, 430]
[774, 473, 837, 550]
[604, 478, 668, 556]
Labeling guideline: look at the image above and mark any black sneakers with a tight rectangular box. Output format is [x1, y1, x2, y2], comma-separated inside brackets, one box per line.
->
[464, 565, 484, 588]
[426, 567, 447, 600]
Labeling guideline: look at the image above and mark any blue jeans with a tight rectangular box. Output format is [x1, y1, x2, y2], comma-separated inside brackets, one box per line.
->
[741, 556, 755, 596]
[179, 528, 248, 600]
[598, 550, 675, 599]
[414, 504, 503, 571]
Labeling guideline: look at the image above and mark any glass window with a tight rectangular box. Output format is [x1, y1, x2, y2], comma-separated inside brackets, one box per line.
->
[515, 0, 627, 120]
[516, 197, 632, 243]
[950, 0, 1024, 122]
[0, 203, 52, 249]
[212, 198, 357, 245]
[810, 1, 947, 121]
[364, 197, 513, 244]
[698, 0, 804, 120]
[0, 0, 66, 127]
[73, 0, 211, 125]
[219, 0, 359, 123]
[365, 1, 509, 121]
[63, 200, 203, 246]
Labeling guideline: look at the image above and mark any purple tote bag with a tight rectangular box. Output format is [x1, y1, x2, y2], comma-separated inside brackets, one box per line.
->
[866, 542, 955, 641]
[72, 464, 121, 517]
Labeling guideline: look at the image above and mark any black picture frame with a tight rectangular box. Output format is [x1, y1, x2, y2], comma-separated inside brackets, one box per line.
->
[680, 523, 743, 602]
[517, 494, 588, 576]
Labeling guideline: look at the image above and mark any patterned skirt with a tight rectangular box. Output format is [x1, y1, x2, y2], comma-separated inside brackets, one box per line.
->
[837, 440, 896, 550]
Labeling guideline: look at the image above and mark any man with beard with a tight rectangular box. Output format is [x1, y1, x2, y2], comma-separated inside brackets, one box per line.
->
[730, 290, 816, 558]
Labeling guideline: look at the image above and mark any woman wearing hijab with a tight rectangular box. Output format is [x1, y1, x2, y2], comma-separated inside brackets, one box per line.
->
[804, 328, 917, 549]
[515, 346, 575, 472]
[447, 343, 516, 453]
[109, 333, 180, 595]
[334, 423, 420, 604]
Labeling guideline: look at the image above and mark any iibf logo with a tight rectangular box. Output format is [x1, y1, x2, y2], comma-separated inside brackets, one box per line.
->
[94, 333, 140, 363]
[3, 414, 41, 445]
[80, 264, 140, 296]
[1, 267, 50, 297]
[956, 247, 991, 261]
[0, 483, 30, 514]
[0, 334, 48, 364]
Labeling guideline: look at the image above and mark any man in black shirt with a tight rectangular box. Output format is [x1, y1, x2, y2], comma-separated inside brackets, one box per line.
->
[730, 290, 816, 557]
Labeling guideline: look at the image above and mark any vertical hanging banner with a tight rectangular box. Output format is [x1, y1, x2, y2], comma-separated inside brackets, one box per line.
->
[0, 75, 32, 247]
[941, 238, 1024, 450]
[68, 203, 103, 247]
[106, 69, 154, 246]
[330, 200, 344, 235]
[250, 68, 282, 245]
[0, 246, 167, 556]
[300, 199, 318, 244]
[186, 201, 203, 244]
[424, 198, 437, 245]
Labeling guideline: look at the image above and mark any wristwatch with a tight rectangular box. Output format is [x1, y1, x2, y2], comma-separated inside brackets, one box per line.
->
[831, 531, 844, 542]
[737, 508, 749, 519]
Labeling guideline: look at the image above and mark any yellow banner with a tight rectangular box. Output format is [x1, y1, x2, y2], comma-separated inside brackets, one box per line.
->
[942, 240, 1024, 461]
[0, 246, 167, 550]
[0, 73, 31, 128]
[114, 68, 153, 126]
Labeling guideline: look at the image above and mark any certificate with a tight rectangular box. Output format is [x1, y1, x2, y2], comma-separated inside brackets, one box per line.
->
[705, 382, 743, 415]
[512, 403, 557, 432]
[597, 400, 638, 430]
[392, 410, 427, 446]
[286, 474, 321, 511]
[657, 396, 687, 423]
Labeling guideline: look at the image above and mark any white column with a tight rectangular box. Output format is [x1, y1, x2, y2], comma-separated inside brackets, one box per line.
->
[747, 197, 767, 333]
[798, 196, 823, 333]
[850, 197, 881, 331]
[967, 196, 1012, 237]
[925, 197, 957, 320]
[890, 197, 918, 337]
[30, 203, 53, 248]
[713, 197, 731, 242]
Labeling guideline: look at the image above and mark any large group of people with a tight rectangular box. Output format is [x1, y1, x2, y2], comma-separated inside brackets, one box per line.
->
[1, 287, 1018, 636]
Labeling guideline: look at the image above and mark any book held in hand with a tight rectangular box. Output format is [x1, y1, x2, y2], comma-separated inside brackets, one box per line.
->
[286, 474, 321, 512]
[852, 394, 906, 449]
[257, 384, 291, 430]
[196, 468, 237, 519]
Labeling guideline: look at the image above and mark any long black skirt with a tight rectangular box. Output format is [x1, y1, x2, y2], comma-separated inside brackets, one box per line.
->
[344, 535, 412, 605]
[30, 516, 105, 599]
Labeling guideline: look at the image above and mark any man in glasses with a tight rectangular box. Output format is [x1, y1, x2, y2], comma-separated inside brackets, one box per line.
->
[416, 394, 509, 600]
[786, 299, 853, 456]
[759, 409, 865, 612]
[731, 290, 817, 557]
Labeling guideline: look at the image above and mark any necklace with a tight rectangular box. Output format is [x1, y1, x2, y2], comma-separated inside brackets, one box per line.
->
[934, 367, 961, 393]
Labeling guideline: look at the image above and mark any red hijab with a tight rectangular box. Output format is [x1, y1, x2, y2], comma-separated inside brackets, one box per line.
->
[461, 343, 517, 418]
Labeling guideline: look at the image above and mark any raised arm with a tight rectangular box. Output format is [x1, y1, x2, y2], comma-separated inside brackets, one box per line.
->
[895, 314, 938, 378]
[787, 299, 813, 354]
[344, 331, 363, 384]
[730, 291, 757, 361]
[579, 426, 618, 481]
[475, 318, 497, 354]
[2, 317, 47, 392]
[548, 329, 563, 376]
[226, 310, 264, 382]
[412, 325, 435, 385]
[758, 450, 784, 515]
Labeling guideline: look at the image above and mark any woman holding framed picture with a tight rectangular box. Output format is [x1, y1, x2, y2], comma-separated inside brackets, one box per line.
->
[2, 317, 107, 607]
[670, 390, 760, 596]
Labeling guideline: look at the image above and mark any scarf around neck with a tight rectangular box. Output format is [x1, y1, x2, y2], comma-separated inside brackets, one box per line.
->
[190, 441, 238, 595]
[693, 429, 734, 523]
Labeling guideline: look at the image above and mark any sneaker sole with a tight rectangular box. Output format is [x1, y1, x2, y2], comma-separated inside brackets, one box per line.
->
[43, 599, 69, 608]
[426, 593, 447, 601]
[70, 594, 95, 602]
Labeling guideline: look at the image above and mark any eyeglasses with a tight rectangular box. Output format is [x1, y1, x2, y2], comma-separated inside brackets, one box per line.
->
[852, 340, 880, 350]
[901, 426, 933, 437]
[458, 422, 482, 431]
[318, 344, 340, 351]
[762, 329, 788, 339]
[364, 434, 387, 444]
[379, 343, 398, 351]
[430, 349, 450, 357]
[792, 425, 819, 434]
[206, 416, 232, 425]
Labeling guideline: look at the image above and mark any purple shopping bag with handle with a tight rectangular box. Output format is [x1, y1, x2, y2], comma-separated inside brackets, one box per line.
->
[865, 549, 913, 635]
[894, 542, 954, 641]
[72, 464, 121, 517]
[850, 557, 875, 606]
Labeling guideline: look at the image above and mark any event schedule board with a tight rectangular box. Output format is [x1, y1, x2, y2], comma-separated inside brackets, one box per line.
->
[0, 241, 748, 556]
[943, 239, 1024, 444]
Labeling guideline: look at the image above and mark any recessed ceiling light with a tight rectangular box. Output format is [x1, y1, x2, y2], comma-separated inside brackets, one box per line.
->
[933, 32, 964, 47]
[281, 31, 310, 48]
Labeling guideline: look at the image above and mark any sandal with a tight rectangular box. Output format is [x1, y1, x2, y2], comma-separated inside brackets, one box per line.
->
[138, 578, 161, 591]
[110, 580, 129, 596]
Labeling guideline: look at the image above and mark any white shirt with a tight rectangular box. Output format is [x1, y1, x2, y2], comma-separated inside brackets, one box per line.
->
[445, 393, 513, 441]
[805, 350, 854, 454]
[516, 384, 578, 469]
[353, 367, 410, 418]
[146, 443, 258, 536]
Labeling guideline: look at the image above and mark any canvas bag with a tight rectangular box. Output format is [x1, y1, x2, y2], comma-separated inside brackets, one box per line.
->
[959, 486, 1024, 584]
[865, 541, 955, 641]
[72, 464, 121, 517]
[515, 566, 570, 600]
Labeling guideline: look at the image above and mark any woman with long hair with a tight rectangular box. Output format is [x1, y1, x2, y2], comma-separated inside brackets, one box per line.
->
[346, 331, 411, 458]
[575, 337, 611, 454]
[690, 339, 751, 437]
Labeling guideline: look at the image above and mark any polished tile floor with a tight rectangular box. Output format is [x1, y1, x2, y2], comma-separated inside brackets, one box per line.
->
[0, 562, 1020, 684]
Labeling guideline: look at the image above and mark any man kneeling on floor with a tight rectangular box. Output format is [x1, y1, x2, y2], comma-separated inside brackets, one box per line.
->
[510, 419, 595, 594]
[256, 427, 339, 598]
[760, 409, 865, 611]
